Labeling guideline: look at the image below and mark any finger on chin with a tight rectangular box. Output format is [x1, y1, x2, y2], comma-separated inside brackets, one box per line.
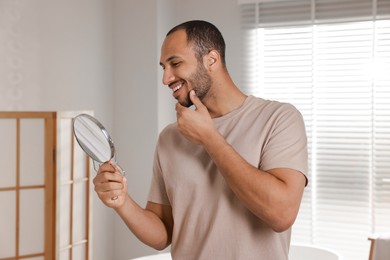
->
[189, 90, 203, 109]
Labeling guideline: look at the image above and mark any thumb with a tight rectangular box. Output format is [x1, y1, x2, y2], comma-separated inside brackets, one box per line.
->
[189, 90, 204, 110]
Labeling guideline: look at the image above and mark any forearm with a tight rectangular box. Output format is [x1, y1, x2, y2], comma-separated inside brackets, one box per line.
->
[114, 195, 171, 250]
[202, 130, 303, 231]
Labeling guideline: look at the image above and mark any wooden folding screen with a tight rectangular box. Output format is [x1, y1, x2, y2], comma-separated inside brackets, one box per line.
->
[0, 111, 92, 260]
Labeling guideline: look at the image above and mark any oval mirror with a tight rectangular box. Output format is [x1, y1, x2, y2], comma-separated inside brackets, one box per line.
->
[73, 113, 115, 163]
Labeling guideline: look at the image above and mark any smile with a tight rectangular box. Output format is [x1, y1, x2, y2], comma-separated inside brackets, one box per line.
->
[172, 83, 183, 92]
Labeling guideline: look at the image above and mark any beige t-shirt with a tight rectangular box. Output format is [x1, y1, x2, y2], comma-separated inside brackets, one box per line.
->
[148, 96, 308, 260]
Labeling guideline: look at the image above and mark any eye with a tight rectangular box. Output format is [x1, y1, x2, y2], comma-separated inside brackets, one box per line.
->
[172, 62, 181, 67]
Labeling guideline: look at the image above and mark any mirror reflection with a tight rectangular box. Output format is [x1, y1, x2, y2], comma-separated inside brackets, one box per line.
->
[73, 114, 124, 176]
[73, 113, 114, 163]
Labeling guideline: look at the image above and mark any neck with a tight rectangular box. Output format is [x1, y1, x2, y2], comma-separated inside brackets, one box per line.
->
[203, 76, 247, 118]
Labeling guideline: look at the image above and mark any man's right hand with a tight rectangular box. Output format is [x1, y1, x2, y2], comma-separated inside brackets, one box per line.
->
[93, 161, 127, 208]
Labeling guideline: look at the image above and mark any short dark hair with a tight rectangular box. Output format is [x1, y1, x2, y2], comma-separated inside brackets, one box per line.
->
[167, 20, 226, 66]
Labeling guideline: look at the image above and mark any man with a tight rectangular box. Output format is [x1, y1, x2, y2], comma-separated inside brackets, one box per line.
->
[94, 20, 308, 259]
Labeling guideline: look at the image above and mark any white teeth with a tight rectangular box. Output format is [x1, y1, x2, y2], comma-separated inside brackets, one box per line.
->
[173, 84, 182, 92]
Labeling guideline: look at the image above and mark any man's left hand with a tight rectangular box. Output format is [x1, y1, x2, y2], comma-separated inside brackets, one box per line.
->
[175, 90, 217, 145]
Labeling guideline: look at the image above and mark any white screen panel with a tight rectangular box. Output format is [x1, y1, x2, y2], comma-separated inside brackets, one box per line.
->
[60, 118, 72, 182]
[20, 119, 44, 186]
[74, 135, 88, 180]
[19, 189, 44, 255]
[73, 181, 87, 242]
[59, 249, 70, 260]
[0, 119, 16, 188]
[72, 243, 86, 260]
[60, 184, 71, 247]
[0, 191, 16, 258]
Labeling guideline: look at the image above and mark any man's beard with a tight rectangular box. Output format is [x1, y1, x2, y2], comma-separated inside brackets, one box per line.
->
[180, 62, 212, 107]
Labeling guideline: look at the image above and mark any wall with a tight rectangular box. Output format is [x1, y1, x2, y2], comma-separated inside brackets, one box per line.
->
[0, 0, 113, 119]
[111, 0, 159, 259]
[172, 0, 243, 89]
[157, 0, 177, 133]
[0, 0, 114, 259]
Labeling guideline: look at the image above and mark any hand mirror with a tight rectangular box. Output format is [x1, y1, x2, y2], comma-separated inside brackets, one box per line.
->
[73, 113, 124, 175]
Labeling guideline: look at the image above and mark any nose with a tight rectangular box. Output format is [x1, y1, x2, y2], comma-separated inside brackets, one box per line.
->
[162, 67, 175, 86]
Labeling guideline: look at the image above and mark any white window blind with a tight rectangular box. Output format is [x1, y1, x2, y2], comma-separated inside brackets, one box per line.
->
[239, 1, 390, 259]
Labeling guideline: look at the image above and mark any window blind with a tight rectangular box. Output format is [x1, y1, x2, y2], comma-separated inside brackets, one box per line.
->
[239, 1, 390, 259]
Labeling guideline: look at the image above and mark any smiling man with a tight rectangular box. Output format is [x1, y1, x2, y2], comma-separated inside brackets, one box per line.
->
[93, 20, 308, 259]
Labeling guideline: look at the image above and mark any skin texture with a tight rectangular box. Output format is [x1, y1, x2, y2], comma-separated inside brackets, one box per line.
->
[93, 28, 307, 250]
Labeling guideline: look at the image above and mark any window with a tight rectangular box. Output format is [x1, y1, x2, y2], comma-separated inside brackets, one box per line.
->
[239, 0, 390, 259]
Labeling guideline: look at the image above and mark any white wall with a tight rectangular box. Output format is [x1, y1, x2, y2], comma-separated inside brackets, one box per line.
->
[111, 0, 160, 259]
[173, 0, 243, 89]
[157, 0, 177, 133]
[0, 1, 114, 259]
[0, 0, 113, 119]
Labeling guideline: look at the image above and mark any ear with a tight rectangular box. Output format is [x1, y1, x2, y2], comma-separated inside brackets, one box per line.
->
[205, 50, 220, 70]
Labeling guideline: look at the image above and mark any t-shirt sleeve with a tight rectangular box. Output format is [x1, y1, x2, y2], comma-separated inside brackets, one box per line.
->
[147, 141, 171, 205]
[260, 103, 308, 179]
